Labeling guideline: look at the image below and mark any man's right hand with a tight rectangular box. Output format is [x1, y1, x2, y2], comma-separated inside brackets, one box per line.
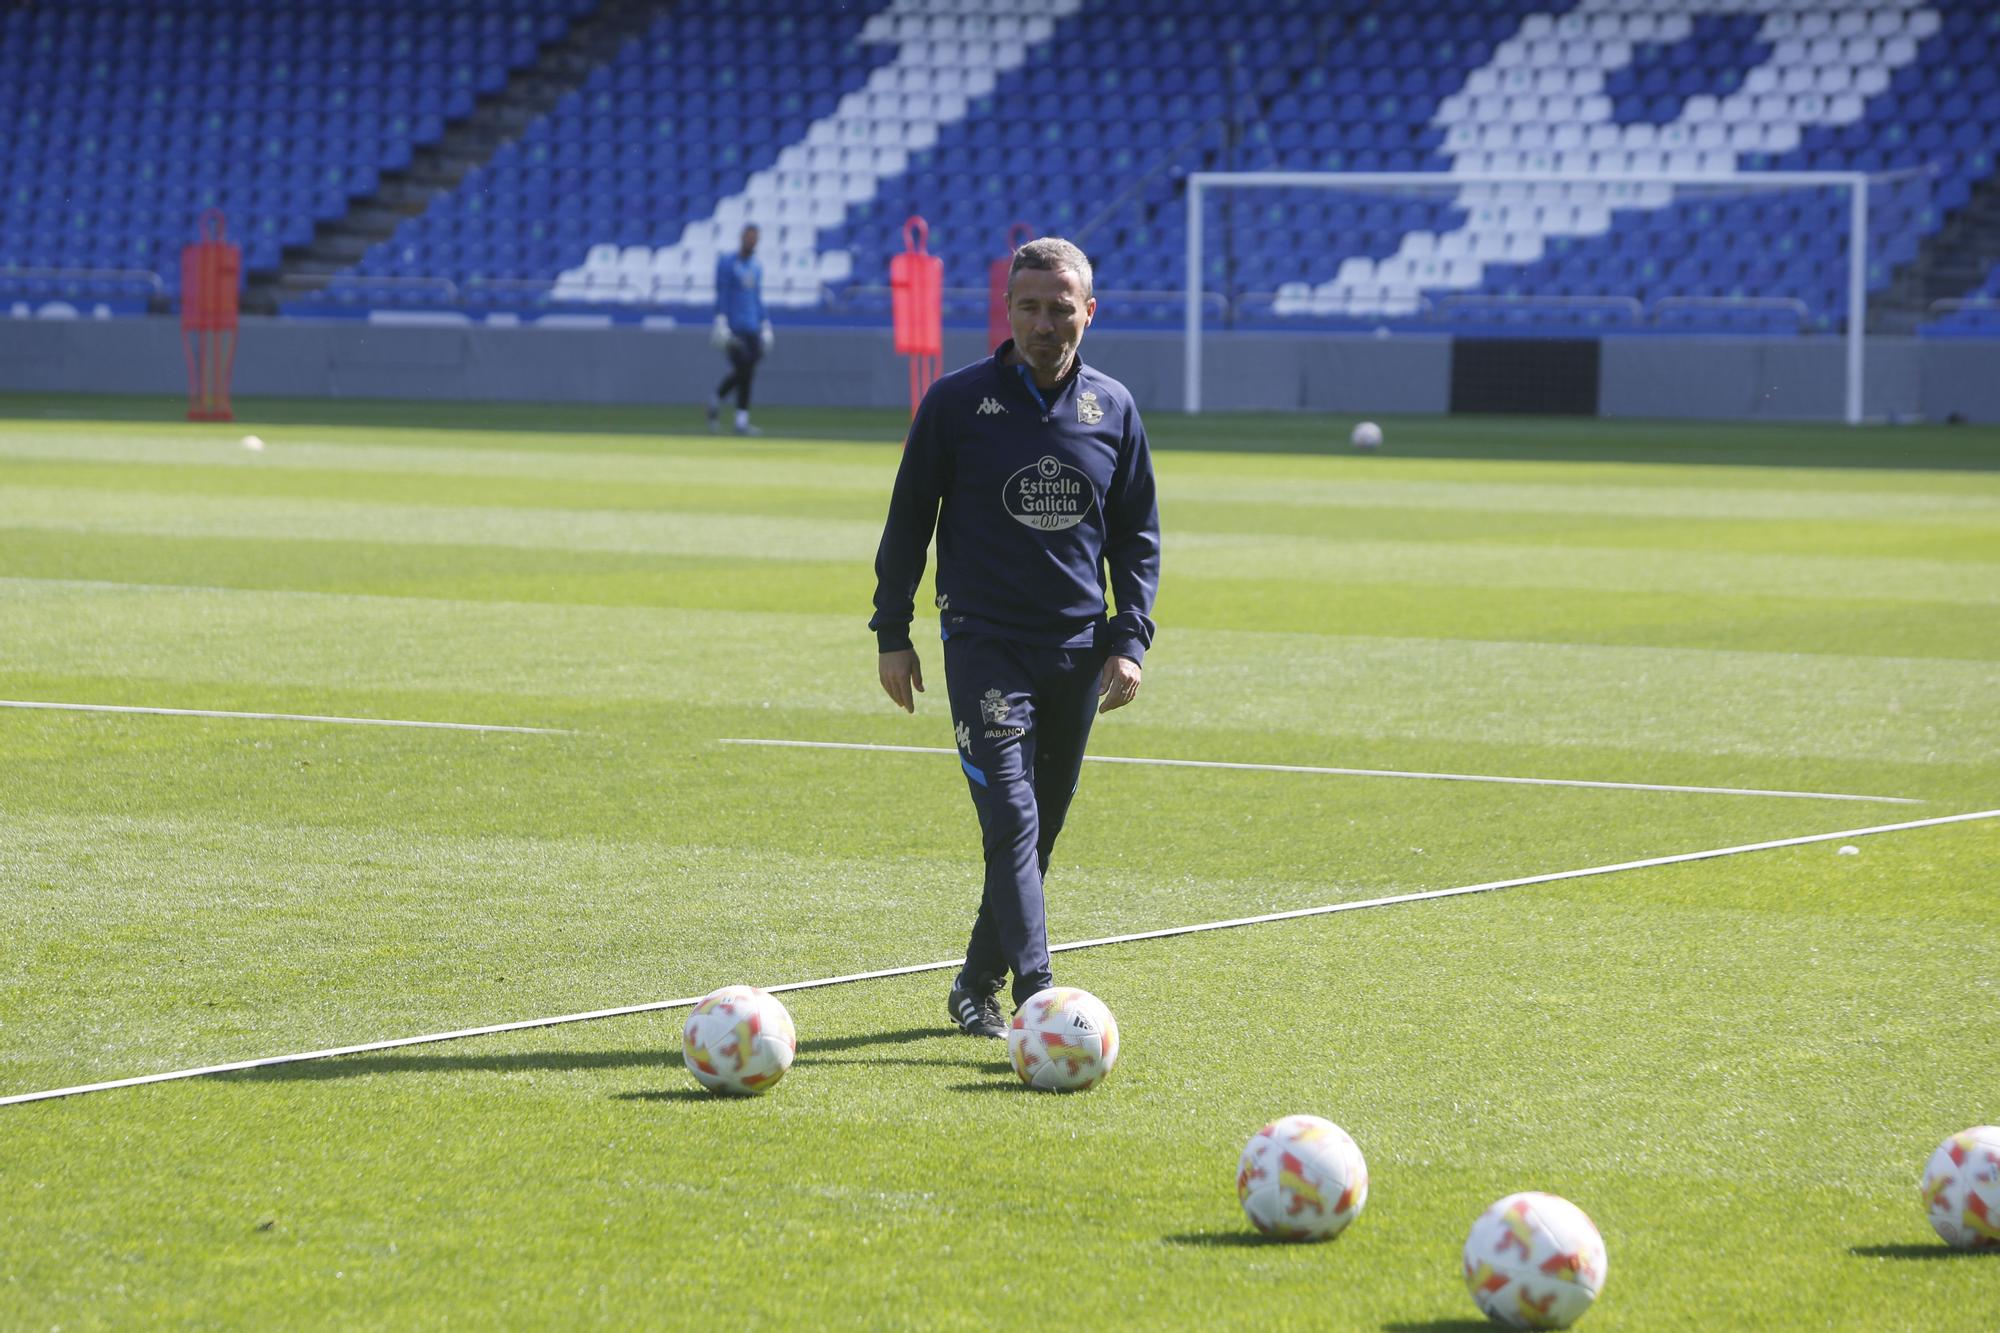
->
[878, 649, 924, 713]
[710, 313, 731, 350]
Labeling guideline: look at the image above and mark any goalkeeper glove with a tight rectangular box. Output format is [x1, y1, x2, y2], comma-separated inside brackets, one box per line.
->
[709, 313, 731, 350]
[759, 320, 775, 352]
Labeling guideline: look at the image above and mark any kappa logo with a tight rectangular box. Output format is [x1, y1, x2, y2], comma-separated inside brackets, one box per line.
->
[1076, 390, 1103, 425]
[976, 397, 1007, 415]
[955, 719, 971, 751]
[979, 688, 1010, 725]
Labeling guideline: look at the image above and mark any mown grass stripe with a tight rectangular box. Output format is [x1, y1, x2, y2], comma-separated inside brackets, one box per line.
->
[716, 737, 1924, 803]
[6, 806, 1991, 1110]
[0, 699, 571, 735]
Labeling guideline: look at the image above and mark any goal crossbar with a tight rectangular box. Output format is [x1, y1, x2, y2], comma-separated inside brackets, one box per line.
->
[1183, 170, 1871, 423]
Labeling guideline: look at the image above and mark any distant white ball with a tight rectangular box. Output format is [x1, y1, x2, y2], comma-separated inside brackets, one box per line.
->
[240, 434, 265, 451]
[1922, 1125, 2000, 1250]
[1237, 1114, 1369, 1241]
[1837, 845, 1859, 856]
[682, 985, 796, 1095]
[1463, 1192, 1608, 1329]
[1007, 986, 1119, 1092]
[1350, 420, 1383, 450]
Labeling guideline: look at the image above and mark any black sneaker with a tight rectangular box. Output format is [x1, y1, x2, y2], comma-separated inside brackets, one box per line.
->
[705, 402, 720, 433]
[947, 985, 1007, 1038]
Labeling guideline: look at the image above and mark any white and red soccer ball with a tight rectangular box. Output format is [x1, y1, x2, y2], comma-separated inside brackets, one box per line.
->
[1462, 1191, 1607, 1329]
[682, 985, 796, 1096]
[1921, 1125, 2000, 1250]
[1237, 1114, 1369, 1241]
[1008, 986, 1119, 1092]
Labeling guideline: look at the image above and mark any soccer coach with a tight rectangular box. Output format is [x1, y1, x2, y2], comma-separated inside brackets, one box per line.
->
[869, 237, 1161, 1039]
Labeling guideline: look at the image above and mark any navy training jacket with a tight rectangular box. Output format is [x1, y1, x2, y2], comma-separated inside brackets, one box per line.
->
[869, 341, 1161, 664]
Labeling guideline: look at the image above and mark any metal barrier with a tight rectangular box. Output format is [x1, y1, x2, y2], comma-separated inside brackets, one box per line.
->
[274, 273, 462, 303]
[1927, 297, 1999, 316]
[1437, 292, 1646, 322]
[0, 266, 166, 296]
[1650, 295, 1812, 327]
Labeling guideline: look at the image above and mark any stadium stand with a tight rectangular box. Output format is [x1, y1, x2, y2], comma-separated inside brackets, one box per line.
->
[0, 0, 594, 312]
[4, 0, 1996, 338]
[1925, 260, 2000, 334]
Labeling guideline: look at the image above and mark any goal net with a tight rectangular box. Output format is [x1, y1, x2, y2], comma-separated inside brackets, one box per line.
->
[1181, 169, 1934, 423]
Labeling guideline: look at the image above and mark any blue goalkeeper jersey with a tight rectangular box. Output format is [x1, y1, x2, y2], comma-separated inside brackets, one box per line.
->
[870, 342, 1161, 664]
[715, 251, 765, 335]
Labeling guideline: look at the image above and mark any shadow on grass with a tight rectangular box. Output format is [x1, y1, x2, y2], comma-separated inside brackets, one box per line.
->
[220, 1026, 961, 1084]
[610, 1088, 712, 1104]
[947, 1079, 1034, 1094]
[1379, 1322, 1496, 1332]
[795, 1027, 944, 1055]
[1161, 1231, 1295, 1249]
[220, 1048, 677, 1083]
[1848, 1242, 1996, 1260]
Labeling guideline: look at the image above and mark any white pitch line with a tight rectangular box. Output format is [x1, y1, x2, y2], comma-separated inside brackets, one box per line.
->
[4, 806, 1994, 1109]
[718, 738, 1921, 805]
[0, 700, 571, 736]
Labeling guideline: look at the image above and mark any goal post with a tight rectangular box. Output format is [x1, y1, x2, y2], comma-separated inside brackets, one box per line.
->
[1183, 170, 1887, 424]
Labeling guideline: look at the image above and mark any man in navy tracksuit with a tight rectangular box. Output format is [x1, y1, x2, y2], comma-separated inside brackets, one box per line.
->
[870, 237, 1161, 1039]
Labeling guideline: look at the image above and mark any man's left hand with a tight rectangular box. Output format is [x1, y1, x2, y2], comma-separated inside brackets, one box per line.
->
[1098, 654, 1141, 714]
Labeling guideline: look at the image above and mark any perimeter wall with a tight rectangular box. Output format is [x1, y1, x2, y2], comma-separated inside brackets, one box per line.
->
[2, 316, 1995, 423]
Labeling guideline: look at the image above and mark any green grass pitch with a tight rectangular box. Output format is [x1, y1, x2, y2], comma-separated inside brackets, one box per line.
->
[2, 394, 1997, 1328]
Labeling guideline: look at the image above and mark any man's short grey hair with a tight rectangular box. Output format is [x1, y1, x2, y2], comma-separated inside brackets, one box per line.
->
[1007, 237, 1093, 300]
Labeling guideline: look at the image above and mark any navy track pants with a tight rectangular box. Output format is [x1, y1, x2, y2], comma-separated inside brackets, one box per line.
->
[942, 631, 1106, 1008]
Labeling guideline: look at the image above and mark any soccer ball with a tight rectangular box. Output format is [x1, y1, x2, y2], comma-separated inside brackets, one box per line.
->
[1921, 1125, 2000, 1249]
[1350, 420, 1383, 450]
[1463, 1192, 1608, 1329]
[682, 985, 796, 1095]
[1007, 986, 1119, 1092]
[1236, 1114, 1368, 1241]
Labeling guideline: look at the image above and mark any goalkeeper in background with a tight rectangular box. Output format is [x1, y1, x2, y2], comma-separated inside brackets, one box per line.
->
[707, 223, 773, 436]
